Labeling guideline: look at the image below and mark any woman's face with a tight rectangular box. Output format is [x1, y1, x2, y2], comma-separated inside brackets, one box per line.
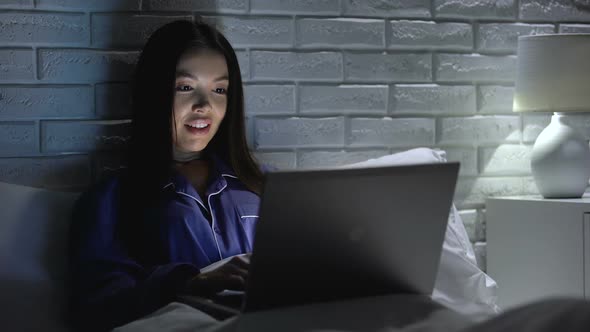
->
[172, 48, 228, 153]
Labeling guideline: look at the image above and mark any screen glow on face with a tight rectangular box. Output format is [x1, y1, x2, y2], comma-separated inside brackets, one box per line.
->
[172, 49, 229, 153]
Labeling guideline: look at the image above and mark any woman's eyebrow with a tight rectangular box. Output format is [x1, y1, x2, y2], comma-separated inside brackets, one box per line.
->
[175, 70, 195, 79]
[175, 70, 229, 81]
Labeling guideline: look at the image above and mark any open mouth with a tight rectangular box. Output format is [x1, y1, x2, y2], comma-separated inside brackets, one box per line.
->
[185, 120, 211, 135]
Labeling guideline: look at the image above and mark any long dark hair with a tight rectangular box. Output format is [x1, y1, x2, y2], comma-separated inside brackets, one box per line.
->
[124, 20, 263, 196]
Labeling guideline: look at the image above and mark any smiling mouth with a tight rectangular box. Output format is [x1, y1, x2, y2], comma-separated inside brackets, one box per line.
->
[187, 123, 209, 129]
[185, 123, 211, 135]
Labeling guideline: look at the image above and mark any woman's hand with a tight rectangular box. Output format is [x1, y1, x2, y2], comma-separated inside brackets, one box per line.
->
[184, 254, 250, 297]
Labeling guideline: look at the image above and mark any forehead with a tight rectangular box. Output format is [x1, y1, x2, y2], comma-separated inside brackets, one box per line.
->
[176, 48, 228, 77]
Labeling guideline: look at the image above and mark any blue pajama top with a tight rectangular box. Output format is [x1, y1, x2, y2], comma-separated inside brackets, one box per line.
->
[68, 157, 261, 331]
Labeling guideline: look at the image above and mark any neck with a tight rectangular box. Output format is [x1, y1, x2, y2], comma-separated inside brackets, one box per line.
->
[174, 159, 210, 199]
[173, 147, 203, 163]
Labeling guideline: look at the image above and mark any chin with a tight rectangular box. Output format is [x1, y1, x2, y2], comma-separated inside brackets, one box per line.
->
[192, 145, 208, 153]
[180, 141, 207, 152]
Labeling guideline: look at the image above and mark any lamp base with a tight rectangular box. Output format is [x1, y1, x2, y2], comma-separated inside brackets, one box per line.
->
[531, 113, 590, 198]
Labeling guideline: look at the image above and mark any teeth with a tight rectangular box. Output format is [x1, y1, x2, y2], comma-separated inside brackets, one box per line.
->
[188, 123, 208, 129]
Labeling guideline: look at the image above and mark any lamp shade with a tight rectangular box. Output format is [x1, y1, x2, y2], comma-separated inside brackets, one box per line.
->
[513, 34, 590, 113]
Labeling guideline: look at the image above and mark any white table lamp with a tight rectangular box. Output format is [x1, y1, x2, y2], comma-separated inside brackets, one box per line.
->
[513, 34, 590, 198]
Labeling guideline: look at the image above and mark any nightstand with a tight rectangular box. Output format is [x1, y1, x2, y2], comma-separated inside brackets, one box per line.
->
[486, 195, 590, 309]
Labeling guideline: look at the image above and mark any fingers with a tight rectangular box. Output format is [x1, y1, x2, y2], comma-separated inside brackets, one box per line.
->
[185, 260, 249, 296]
[229, 255, 250, 270]
[214, 262, 249, 289]
[186, 272, 246, 296]
[204, 271, 247, 292]
[228, 260, 249, 277]
[221, 274, 247, 291]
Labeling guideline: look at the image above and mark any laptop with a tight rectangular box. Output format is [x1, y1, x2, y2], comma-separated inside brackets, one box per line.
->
[178, 162, 459, 318]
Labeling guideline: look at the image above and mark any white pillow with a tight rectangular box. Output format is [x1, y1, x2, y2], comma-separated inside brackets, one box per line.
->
[0, 181, 80, 332]
[339, 147, 447, 169]
[342, 148, 500, 319]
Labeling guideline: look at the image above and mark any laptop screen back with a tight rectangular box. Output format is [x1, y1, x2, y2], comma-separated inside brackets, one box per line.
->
[243, 162, 460, 312]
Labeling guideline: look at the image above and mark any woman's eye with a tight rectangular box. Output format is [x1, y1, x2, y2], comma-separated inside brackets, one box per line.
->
[176, 85, 193, 92]
[214, 87, 227, 94]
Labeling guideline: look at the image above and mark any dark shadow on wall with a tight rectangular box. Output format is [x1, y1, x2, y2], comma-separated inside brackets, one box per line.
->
[573, 0, 590, 11]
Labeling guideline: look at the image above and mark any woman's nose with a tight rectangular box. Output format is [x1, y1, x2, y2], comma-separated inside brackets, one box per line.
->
[191, 89, 211, 112]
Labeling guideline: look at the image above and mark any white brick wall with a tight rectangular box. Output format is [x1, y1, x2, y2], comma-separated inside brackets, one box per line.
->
[38, 49, 138, 82]
[0, 49, 34, 80]
[435, 0, 517, 19]
[0, 12, 88, 45]
[300, 85, 387, 114]
[207, 16, 293, 48]
[388, 21, 473, 50]
[298, 18, 384, 49]
[477, 23, 554, 52]
[252, 51, 342, 80]
[3, 0, 590, 270]
[392, 84, 475, 114]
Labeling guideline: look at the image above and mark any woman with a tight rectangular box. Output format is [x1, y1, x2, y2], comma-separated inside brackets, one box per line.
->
[68, 20, 262, 331]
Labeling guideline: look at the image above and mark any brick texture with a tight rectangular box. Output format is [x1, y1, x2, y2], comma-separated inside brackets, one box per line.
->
[455, 176, 534, 207]
[297, 18, 384, 49]
[41, 120, 131, 153]
[208, 16, 292, 48]
[349, 117, 435, 147]
[300, 85, 387, 115]
[251, 0, 339, 15]
[253, 151, 296, 170]
[520, 0, 590, 22]
[477, 23, 554, 52]
[480, 144, 532, 175]
[0, 49, 34, 81]
[0, 155, 91, 189]
[391, 84, 475, 114]
[0, 0, 33, 8]
[342, 0, 430, 18]
[388, 21, 473, 50]
[345, 53, 432, 82]
[478, 85, 514, 114]
[443, 147, 477, 176]
[436, 54, 517, 82]
[0, 85, 93, 119]
[37, 0, 140, 11]
[0, 12, 88, 45]
[251, 51, 342, 81]
[145, 0, 246, 13]
[560, 24, 590, 33]
[0, 121, 38, 156]
[39, 49, 138, 83]
[244, 85, 295, 115]
[439, 116, 521, 144]
[255, 117, 345, 148]
[435, 0, 517, 19]
[298, 149, 389, 169]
